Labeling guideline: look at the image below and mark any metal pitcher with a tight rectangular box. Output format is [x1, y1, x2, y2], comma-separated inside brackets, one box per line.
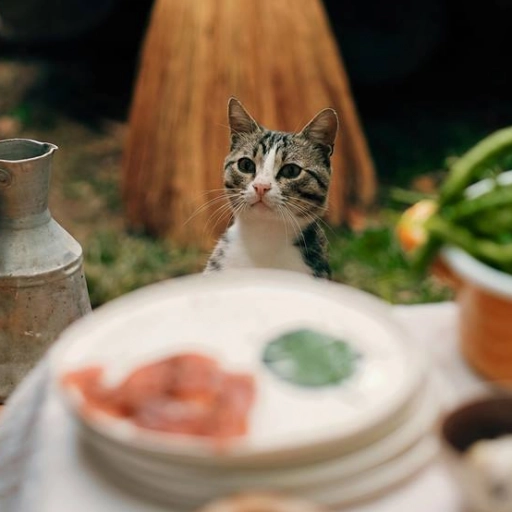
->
[0, 139, 91, 400]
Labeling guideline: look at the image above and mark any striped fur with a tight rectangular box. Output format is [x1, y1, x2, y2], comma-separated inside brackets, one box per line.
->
[205, 98, 337, 278]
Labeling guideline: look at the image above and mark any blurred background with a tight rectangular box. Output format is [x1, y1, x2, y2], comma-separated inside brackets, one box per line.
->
[1, 0, 511, 306]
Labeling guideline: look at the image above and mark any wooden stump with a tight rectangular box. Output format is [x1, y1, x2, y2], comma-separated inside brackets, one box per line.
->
[121, 0, 376, 248]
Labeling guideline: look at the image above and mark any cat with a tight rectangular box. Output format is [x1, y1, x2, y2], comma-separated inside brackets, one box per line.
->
[204, 98, 338, 279]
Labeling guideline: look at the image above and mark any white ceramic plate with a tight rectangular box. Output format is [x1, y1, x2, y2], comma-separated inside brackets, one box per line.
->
[78, 371, 440, 497]
[83, 425, 438, 510]
[52, 270, 426, 466]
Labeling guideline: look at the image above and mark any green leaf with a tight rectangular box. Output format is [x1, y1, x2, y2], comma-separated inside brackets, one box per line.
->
[262, 329, 360, 388]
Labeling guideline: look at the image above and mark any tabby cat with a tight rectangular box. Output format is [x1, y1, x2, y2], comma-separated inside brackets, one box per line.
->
[205, 98, 338, 278]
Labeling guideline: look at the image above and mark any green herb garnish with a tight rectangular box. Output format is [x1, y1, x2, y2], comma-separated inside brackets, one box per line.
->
[262, 329, 360, 388]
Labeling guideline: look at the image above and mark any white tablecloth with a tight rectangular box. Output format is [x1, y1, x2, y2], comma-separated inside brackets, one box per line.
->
[0, 302, 488, 512]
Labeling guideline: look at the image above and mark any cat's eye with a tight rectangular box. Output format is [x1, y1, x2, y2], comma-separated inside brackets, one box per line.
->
[279, 164, 302, 179]
[237, 157, 256, 174]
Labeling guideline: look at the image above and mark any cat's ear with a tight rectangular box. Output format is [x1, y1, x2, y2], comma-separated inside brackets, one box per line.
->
[300, 108, 338, 153]
[228, 97, 260, 145]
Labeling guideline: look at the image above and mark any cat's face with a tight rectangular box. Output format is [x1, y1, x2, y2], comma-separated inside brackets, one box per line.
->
[223, 98, 338, 226]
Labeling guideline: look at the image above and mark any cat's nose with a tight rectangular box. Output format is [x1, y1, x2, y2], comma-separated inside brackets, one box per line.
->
[253, 183, 271, 197]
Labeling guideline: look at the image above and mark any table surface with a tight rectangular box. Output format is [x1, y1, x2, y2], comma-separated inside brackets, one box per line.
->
[0, 302, 487, 512]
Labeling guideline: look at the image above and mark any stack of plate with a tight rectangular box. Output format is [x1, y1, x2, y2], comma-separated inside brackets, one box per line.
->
[51, 270, 446, 509]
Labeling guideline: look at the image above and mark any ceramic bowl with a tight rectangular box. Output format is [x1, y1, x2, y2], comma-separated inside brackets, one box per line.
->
[439, 171, 512, 386]
[440, 396, 512, 512]
[441, 246, 512, 386]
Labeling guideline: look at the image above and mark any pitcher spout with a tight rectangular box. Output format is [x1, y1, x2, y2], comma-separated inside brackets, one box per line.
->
[0, 138, 59, 225]
[0, 138, 58, 163]
[43, 142, 58, 155]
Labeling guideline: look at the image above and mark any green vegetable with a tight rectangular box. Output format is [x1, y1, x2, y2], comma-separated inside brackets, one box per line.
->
[262, 329, 359, 388]
[466, 206, 512, 238]
[400, 127, 512, 275]
[426, 215, 512, 268]
[389, 187, 436, 206]
[440, 127, 512, 206]
[444, 184, 512, 221]
[410, 235, 443, 275]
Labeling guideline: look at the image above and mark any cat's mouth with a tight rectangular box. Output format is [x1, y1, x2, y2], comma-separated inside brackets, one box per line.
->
[244, 199, 280, 219]
[249, 199, 272, 210]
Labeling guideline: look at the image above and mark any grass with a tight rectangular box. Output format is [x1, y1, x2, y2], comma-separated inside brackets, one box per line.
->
[329, 224, 451, 304]
[84, 231, 204, 307]
[81, 223, 451, 309]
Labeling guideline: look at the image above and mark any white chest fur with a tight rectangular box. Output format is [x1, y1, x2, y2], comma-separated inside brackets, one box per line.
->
[220, 219, 312, 274]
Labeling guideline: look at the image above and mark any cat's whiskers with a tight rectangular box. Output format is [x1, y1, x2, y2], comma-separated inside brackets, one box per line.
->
[285, 195, 327, 215]
[207, 199, 238, 228]
[280, 202, 307, 251]
[287, 206, 320, 230]
[281, 196, 333, 254]
[185, 192, 239, 225]
[198, 188, 230, 197]
[185, 194, 229, 225]
[283, 197, 319, 225]
[213, 198, 246, 234]
[209, 210, 233, 235]
[275, 204, 290, 245]
[285, 198, 314, 216]
[234, 198, 248, 218]
[208, 193, 248, 235]
[285, 196, 336, 239]
[201, 195, 241, 238]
